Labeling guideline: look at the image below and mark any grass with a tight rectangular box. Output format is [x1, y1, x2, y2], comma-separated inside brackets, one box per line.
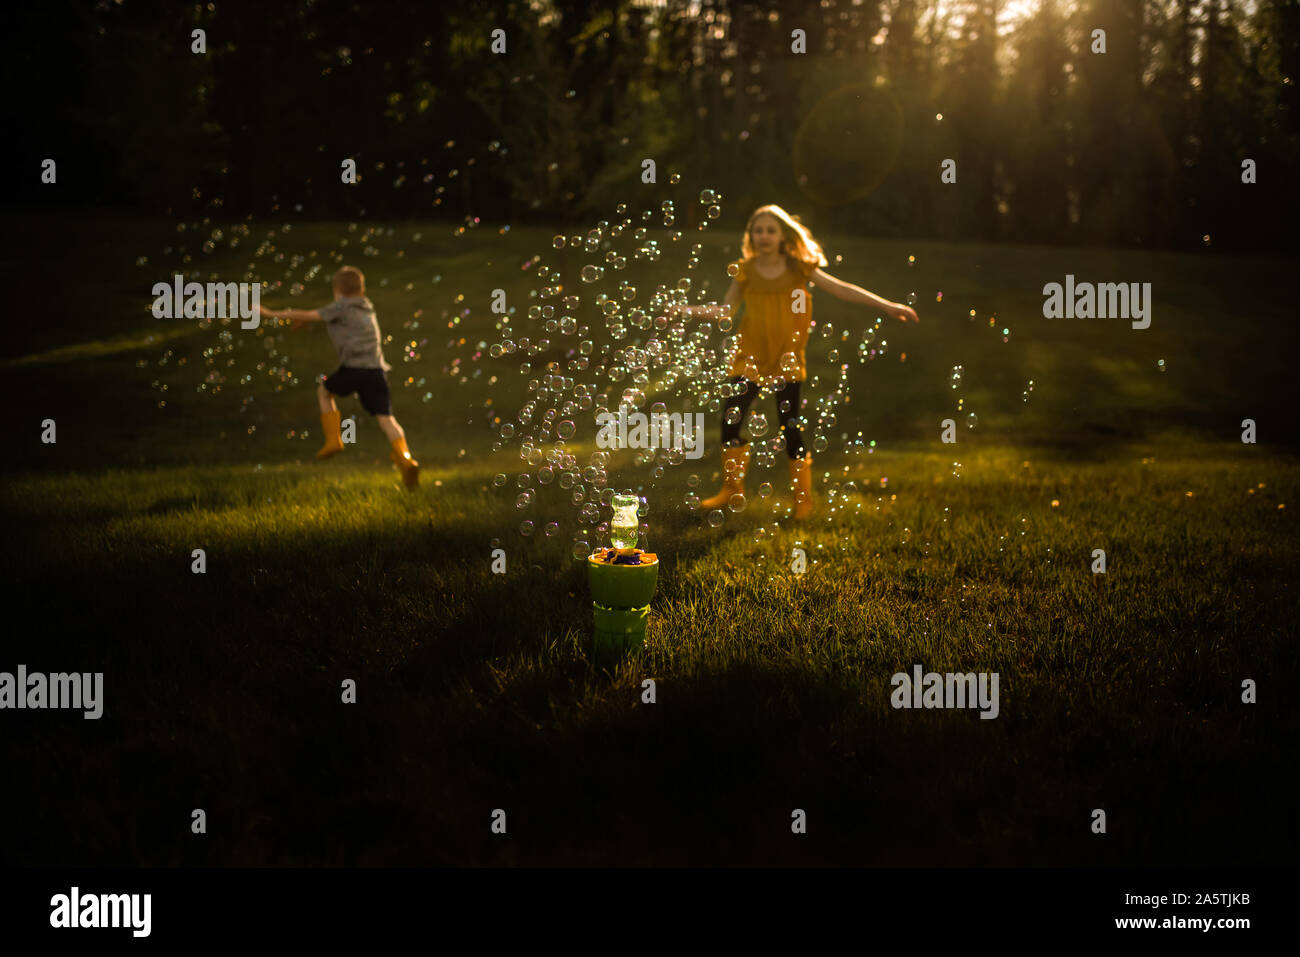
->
[1, 212, 1297, 865]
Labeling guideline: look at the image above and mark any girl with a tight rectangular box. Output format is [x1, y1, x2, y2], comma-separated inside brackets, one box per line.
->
[675, 205, 918, 519]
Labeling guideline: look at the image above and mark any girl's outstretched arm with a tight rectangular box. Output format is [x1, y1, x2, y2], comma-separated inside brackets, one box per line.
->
[810, 269, 919, 323]
[669, 279, 743, 321]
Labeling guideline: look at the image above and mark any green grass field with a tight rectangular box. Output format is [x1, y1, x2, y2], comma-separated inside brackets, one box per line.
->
[2, 212, 1297, 865]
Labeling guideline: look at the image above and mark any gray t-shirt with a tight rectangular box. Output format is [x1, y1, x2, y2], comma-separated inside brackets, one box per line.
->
[318, 296, 391, 371]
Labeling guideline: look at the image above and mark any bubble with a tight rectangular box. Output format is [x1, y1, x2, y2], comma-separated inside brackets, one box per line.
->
[901, 527, 912, 543]
[814, 435, 829, 453]
[572, 541, 591, 560]
[556, 420, 576, 439]
[748, 412, 769, 436]
[966, 413, 978, 429]
[1157, 358, 1167, 372]
[950, 365, 963, 389]
[516, 491, 534, 509]
[581, 264, 604, 283]
[553, 235, 566, 248]
[907, 292, 917, 306]
[951, 461, 963, 478]
[725, 406, 742, 425]
[493, 473, 507, 487]
[727, 263, 740, 277]
[685, 491, 700, 508]
[670, 173, 681, 184]
[707, 509, 724, 527]
[676, 277, 691, 291]
[728, 493, 746, 512]
[699, 188, 718, 204]
[519, 520, 535, 536]
[758, 482, 773, 498]
[687, 474, 701, 488]
[707, 205, 721, 219]
[544, 522, 560, 537]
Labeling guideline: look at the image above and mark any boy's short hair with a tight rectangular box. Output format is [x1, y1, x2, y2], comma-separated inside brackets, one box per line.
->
[333, 266, 365, 296]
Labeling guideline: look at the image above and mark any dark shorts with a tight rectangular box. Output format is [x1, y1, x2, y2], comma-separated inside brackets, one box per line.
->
[322, 366, 392, 415]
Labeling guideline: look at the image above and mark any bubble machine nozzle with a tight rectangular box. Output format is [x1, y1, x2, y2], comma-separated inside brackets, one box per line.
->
[610, 492, 640, 550]
[587, 491, 657, 664]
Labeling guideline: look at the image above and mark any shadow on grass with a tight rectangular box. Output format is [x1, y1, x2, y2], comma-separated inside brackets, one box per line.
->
[3, 461, 1296, 866]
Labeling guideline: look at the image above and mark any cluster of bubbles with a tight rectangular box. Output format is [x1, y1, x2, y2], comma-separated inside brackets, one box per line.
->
[137, 155, 1035, 559]
[136, 139, 518, 446]
[476, 187, 737, 553]
[946, 364, 979, 430]
[478, 183, 923, 555]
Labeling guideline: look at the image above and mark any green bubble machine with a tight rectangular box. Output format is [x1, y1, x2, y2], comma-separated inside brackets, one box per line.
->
[586, 491, 657, 664]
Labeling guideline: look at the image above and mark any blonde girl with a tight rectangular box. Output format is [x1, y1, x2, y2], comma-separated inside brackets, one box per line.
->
[674, 205, 918, 518]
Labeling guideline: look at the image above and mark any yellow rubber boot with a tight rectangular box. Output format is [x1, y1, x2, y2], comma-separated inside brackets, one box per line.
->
[699, 444, 750, 510]
[316, 409, 345, 459]
[390, 436, 420, 489]
[789, 453, 814, 519]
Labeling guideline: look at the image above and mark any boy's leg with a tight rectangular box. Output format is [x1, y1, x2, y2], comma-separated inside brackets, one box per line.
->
[359, 371, 418, 489]
[374, 415, 404, 442]
[315, 378, 346, 459]
[317, 382, 338, 415]
[377, 414, 419, 488]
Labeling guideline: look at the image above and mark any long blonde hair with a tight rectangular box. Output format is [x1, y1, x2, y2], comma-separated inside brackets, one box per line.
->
[740, 205, 827, 269]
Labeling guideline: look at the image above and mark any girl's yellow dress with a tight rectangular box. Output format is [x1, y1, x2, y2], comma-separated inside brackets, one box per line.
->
[727, 257, 818, 382]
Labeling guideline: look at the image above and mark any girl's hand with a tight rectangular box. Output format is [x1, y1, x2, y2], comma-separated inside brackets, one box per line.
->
[289, 317, 308, 331]
[894, 303, 919, 323]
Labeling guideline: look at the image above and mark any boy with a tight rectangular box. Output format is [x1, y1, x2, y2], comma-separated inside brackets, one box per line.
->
[259, 266, 419, 488]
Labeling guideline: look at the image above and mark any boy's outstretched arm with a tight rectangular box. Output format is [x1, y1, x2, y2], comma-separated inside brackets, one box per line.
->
[810, 269, 919, 323]
[259, 305, 323, 329]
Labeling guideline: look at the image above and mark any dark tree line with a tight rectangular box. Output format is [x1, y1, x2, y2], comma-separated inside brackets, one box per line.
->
[8, 0, 1297, 251]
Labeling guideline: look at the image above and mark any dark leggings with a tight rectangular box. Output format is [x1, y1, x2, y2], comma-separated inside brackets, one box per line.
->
[720, 375, 806, 459]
